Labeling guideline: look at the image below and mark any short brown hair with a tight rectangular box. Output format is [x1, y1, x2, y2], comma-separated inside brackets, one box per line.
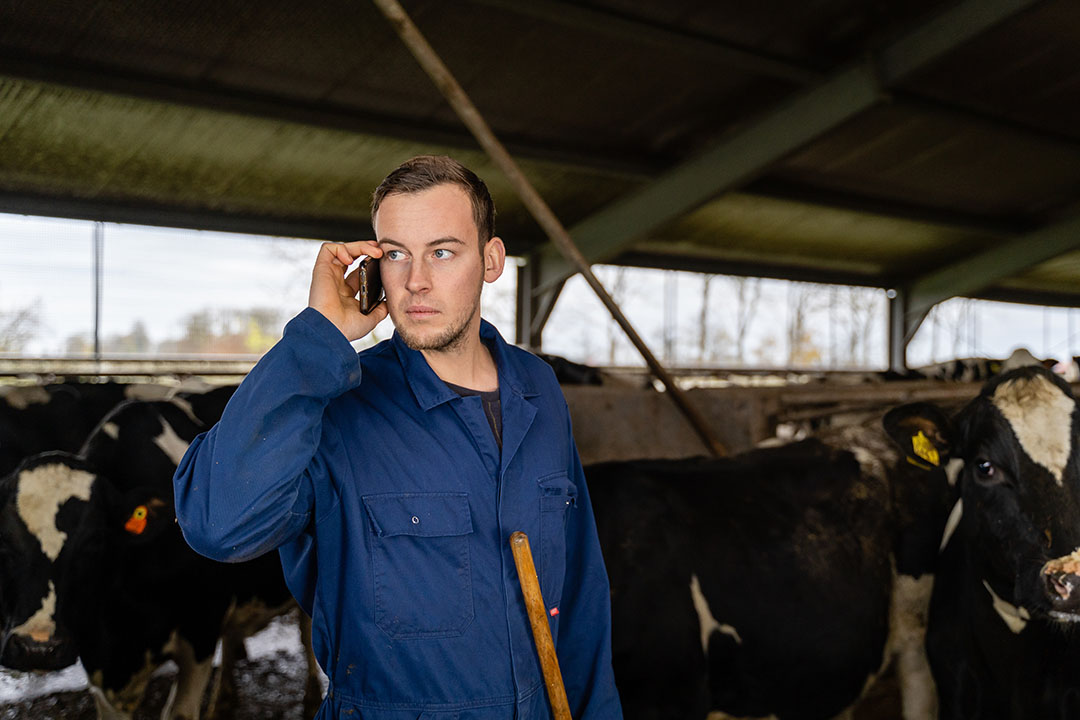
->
[371, 155, 495, 249]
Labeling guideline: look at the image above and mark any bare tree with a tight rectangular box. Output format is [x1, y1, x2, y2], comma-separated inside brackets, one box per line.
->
[787, 283, 822, 367]
[754, 334, 780, 366]
[843, 288, 877, 368]
[0, 305, 40, 353]
[64, 332, 93, 357]
[732, 277, 762, 364]
[699, 275, 716, 362]
[103, 320, 151, 354]
[607, 267, 629, 365]
[924, 299, 970, 363]
[156, 307, 284, 355]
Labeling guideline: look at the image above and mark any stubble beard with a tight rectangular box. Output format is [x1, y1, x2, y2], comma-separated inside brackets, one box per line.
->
[397, 281, 483, 353]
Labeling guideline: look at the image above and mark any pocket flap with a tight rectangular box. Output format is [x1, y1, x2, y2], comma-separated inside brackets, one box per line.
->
[537, 471, 577, 499]
[362, 493, 473, 538]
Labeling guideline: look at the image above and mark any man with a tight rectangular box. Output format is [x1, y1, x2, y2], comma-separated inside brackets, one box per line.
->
[174, 155, 622, 720]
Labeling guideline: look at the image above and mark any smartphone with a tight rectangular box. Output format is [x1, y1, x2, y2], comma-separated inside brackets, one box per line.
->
[358, 257, 384, 315]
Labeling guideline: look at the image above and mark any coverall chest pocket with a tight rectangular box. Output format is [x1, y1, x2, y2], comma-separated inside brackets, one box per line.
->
[537, 473, 577, 607]
[362, 493, 475, 639]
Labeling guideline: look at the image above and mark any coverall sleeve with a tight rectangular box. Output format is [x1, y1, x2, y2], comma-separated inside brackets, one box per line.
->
[173, 308, 361, 563]
[557, 409, 625, 720]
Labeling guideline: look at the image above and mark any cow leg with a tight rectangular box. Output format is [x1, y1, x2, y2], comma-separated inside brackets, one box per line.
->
[205, 617, 245, 720]
[895, 637, 937, 720]
[160, 630, 215, 720]
[890, 573, 938, 720]
[89, 685, 132, 720]
[88, 659, 160, 720]
[207, 597, 299, 720]
[299, 611, 324, 719]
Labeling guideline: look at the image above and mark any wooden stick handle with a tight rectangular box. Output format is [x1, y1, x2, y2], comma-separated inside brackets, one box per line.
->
[510, 531, 573, 720]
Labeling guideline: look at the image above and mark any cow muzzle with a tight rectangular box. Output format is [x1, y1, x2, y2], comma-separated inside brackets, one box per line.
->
[0, 630, 79, 672]
[1042, 551, 1080, 621]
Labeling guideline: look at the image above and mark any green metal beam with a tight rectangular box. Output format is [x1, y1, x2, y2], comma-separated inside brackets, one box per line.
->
[531, 0, 1042, 294]
[907, 213, 1080, 319]
[884, 211, 1080, 369]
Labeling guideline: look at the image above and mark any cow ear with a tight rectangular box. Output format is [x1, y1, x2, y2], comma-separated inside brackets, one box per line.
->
[883, 403, 955, 471]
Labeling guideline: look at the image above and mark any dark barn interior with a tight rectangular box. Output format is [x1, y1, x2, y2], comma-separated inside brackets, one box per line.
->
[3, 1, 1080, 718]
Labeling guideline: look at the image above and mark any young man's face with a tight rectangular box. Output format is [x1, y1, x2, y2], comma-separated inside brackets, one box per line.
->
[374, 183, 504, 352]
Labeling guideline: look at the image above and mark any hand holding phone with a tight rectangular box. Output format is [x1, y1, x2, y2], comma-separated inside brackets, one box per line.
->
[308, 241, 387, 341]
[358, 257, 384, 315]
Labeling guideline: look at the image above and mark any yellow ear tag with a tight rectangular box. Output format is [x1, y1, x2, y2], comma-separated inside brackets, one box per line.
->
[911, 431, 940, 467]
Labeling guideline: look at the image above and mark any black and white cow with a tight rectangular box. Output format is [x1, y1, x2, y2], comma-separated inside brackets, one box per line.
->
[0, 392, 320, 720]
[911, 348, 1048, 384]
[587, 415, 958, 720]
[896, 366, 1080, 718]
[0, 382, 127, 477]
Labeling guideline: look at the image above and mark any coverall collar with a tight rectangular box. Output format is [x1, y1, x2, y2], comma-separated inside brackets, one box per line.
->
[393, 319, 539, 412]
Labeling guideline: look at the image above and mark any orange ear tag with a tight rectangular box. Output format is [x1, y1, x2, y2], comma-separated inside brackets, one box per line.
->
[125, 505, 149, 535]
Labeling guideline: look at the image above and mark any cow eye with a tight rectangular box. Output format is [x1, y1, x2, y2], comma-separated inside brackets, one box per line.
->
[973, 458, 1008, 485]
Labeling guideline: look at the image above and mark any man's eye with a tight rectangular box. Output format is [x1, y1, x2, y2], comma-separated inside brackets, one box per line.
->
[433, 248, 454, 259]
[385, 250, 404, 261]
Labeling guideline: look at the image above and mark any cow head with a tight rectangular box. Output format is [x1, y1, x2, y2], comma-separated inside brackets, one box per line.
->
[891, 366, 1080, 625]
[81, 398, 204, 496]
[0, 452, 107, 671]
[0, 451, 178, 673]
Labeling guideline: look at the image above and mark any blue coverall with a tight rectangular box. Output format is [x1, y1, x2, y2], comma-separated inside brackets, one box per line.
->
[173, 308, 623, 720]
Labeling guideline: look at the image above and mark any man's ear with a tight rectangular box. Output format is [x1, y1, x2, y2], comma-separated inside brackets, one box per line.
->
[883, 402, 955, 471]
[483, 236, 506, 283]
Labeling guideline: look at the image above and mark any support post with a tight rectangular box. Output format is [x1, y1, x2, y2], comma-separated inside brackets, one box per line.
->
[888, 291, 907, 373]
[93, 222, 104, 361]
[515, 260, 565, 349]
[888, 288, 931, 373]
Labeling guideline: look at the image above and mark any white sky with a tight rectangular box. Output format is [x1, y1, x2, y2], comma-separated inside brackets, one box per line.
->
[2, 212, 1079, 369]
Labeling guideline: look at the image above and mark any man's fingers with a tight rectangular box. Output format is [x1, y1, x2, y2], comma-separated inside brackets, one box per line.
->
[317, 242, 347, 267]
[316, 241, 382, 269]
[343, 267, 361, 296]
[340, 240, 383, 258]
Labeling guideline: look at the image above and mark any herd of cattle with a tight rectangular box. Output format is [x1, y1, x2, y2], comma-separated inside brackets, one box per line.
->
[0, 382, 322, 719]
[2, 352, 1080, 720]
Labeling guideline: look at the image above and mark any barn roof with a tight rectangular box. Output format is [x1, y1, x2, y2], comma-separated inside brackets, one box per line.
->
[2, 0, 1079, 328]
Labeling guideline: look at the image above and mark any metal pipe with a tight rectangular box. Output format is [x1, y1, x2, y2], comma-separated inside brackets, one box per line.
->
[370, 0, 726, 457]
[93, 221, 104, 360]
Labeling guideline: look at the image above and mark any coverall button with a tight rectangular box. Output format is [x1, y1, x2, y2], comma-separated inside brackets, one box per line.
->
[412, 515, 420, 524]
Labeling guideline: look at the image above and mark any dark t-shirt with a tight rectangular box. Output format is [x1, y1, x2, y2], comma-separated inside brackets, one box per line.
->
[444, 382, 502, 449]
